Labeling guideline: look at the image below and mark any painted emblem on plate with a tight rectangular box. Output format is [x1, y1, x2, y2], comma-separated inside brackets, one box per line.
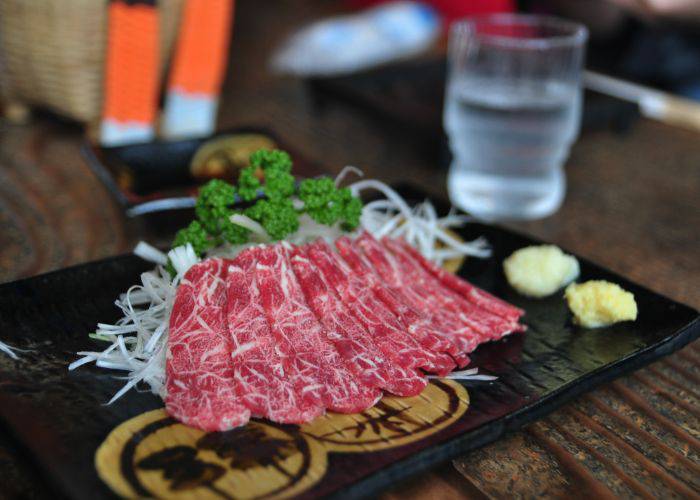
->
[96, 380, 469, 499]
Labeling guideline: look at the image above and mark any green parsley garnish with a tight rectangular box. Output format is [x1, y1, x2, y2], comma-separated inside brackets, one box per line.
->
[170, 148, 362, 263]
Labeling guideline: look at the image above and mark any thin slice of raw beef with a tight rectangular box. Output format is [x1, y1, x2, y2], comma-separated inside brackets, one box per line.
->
[394, 238, 525, 323]
[289, 245, 386, 389]
[335, 236, 470, 368]
[226, 250, 323, 423]
[382, 237, 525, 341]
[166, 259, 251, 431]
[353, 232, 484, 353]
[256, 244, 380, 413]
[291, 244, 424, 396]
[307, 240, 453, 377]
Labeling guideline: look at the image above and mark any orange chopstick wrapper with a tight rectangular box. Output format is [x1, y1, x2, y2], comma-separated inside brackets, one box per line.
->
[162, 0, 234, 139]
[100, 0, 160, 146]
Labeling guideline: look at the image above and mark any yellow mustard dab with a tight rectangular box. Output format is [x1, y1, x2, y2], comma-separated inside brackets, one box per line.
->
[564, 280, 638, 328]
[503, 245, 579, 298]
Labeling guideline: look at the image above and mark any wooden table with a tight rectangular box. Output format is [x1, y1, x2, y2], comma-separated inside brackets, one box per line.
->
[1, 1, 698, 498]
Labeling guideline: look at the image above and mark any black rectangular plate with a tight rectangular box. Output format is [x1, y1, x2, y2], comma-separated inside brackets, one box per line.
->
[82, 126, 323, 208]
[0, 205, 697, 499]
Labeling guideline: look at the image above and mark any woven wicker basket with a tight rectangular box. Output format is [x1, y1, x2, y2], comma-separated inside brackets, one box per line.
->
[0, 0, 184, 124]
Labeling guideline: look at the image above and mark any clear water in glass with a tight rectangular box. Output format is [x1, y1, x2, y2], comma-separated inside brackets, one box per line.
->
[445, 15, 587, 220]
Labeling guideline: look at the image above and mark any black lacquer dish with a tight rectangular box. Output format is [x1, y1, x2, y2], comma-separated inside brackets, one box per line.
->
[0, 215, 697, 498]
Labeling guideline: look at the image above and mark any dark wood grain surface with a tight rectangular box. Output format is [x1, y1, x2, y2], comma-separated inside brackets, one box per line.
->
[0, 1, 698, 498]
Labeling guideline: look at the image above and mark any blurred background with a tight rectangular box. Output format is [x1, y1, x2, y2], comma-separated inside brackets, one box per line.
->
[1, 0, 699, 174]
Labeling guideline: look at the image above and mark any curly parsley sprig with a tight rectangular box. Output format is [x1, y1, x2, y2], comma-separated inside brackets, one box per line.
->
[170, 149, 363, 264]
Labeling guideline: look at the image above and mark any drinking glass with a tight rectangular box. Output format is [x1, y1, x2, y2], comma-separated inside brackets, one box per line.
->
[444, 14, 588, 220]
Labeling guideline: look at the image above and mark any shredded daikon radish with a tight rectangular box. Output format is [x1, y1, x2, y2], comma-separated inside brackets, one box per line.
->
[287, 214, 344, 245]
[334, 165, 364, 187]
[133, 241, 168, 265]
[429, 368, 498, 382]
[230, 213, 271, 242]
[349, 178, 491, 265]
[69, 245, 198, 400]
[168, 244, 199, 276]
[0, 340, 19, 360]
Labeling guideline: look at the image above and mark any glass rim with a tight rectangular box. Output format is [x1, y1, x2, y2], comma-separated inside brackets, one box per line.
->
[451, 13, 588, 49]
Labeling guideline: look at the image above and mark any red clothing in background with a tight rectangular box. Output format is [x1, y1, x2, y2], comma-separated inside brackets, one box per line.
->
[348, 0, 515, 25]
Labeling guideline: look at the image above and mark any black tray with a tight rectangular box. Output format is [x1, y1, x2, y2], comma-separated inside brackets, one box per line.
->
[82, 127, 323, 216]
[0, 205, 697, 498]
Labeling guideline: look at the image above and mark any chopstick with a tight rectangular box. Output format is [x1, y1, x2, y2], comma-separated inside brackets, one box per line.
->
[584, 70, 700, 132]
